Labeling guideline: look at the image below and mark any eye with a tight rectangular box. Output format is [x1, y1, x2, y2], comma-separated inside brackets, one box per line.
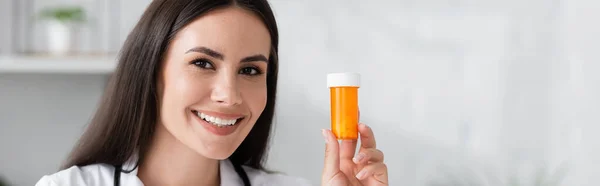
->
[190, 58, 214, 69]
[239, 66, 262, 76]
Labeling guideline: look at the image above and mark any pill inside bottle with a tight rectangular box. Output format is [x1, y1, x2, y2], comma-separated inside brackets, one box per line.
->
[327, 72, 360, 140]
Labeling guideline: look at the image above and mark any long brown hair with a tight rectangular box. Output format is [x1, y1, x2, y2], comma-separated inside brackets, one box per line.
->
[62, 0, 279, 171]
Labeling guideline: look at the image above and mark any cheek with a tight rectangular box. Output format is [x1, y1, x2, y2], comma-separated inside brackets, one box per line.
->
[161, 73, 208, 120]
[169, 71, 211, 98]
[162, 76, 187, 108]
[242, 82, 268, 119]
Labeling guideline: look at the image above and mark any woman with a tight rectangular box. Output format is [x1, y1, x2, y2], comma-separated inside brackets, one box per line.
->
[35, 0, 388, 185]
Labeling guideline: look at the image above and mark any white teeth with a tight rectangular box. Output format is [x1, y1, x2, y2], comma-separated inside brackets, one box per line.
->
[196, 111, 239, 126]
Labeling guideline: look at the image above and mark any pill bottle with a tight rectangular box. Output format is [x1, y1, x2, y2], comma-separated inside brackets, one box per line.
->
[327, 72, 360, 140]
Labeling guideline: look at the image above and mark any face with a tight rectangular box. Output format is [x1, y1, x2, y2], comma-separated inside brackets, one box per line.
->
[157, 7, 271, 159]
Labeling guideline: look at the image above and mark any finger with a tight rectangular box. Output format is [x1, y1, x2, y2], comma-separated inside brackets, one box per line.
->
[322, 129, 340, 179]
[355, 162, 388, 182]
[358, 123, 376, 148]
[342, 108, 359, 160]
[353, 148, 384, 164]
[340, 140, 358, 160]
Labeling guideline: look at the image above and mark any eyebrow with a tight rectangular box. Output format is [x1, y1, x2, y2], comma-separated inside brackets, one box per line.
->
[241, 54, 268, 63]
[185, 47, 224, 60]
[185, 46, 268, 63]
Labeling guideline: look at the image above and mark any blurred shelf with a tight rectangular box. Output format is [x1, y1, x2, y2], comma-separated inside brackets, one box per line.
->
[0, 54, 118, 74]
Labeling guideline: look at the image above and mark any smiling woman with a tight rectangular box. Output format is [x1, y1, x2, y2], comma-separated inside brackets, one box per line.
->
[32, 0, 296, 185]
[33, 0, 388, 186]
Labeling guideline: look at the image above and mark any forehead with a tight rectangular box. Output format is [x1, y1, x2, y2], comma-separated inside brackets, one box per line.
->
[170, 7, 272, 57]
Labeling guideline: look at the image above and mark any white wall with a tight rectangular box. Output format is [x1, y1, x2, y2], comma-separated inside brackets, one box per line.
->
[266, 0, 600, 185]
[1, 0, 599, 185]
[0, 74, 107, 186]
[0, 0, 13, 53]
[556, 0, 600, 184]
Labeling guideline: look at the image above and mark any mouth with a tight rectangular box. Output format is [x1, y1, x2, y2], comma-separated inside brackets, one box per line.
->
[191, 110, 245, 128]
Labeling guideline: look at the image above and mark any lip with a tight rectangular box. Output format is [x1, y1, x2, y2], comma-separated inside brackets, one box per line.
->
[192, 110, 242, 136]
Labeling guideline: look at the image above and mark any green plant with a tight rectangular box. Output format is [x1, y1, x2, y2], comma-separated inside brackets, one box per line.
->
[39, 6, 86, 23]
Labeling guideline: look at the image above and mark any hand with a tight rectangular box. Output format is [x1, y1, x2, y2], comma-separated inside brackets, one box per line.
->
[321, 123, 388, 186]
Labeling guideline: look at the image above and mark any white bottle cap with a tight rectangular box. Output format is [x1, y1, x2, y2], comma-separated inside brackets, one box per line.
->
[327, 72, 360, 87]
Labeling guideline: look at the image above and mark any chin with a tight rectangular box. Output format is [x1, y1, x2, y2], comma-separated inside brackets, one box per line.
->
[192, 144, 238, 160]
[187, 111, 252, 160]
[204, 153, 233, 160]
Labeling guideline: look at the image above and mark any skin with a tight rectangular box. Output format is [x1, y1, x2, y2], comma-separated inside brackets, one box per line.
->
[321, 123, 389, 186]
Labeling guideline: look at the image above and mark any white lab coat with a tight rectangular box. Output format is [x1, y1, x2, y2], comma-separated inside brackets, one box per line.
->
[35, 156, 312, 186]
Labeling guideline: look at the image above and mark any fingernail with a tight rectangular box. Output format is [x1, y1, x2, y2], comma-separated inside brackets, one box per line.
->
[356, 170, 367, 179]
[353, 153, 365, 163]
[321, 129, 329, 143]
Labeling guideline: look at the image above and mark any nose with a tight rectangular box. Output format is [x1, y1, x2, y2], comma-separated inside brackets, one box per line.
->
[210, 73, 242, 106]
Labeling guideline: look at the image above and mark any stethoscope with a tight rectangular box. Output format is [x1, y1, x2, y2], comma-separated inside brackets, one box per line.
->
[113, 162, 251, 186]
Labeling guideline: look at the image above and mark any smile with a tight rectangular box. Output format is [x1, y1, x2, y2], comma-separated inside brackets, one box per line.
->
[192, 110, 244, 127]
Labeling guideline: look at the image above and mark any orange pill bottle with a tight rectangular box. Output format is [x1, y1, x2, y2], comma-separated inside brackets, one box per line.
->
[327, 72, 360, 140]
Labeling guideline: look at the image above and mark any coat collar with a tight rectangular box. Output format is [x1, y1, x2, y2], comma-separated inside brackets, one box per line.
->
[121, 154, 243, 186]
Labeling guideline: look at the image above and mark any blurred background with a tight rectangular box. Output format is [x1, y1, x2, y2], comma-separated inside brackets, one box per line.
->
[1, 0, 599, 185]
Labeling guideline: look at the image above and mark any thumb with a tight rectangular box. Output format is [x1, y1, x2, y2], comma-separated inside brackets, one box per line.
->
[322, 129, 340, 180]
